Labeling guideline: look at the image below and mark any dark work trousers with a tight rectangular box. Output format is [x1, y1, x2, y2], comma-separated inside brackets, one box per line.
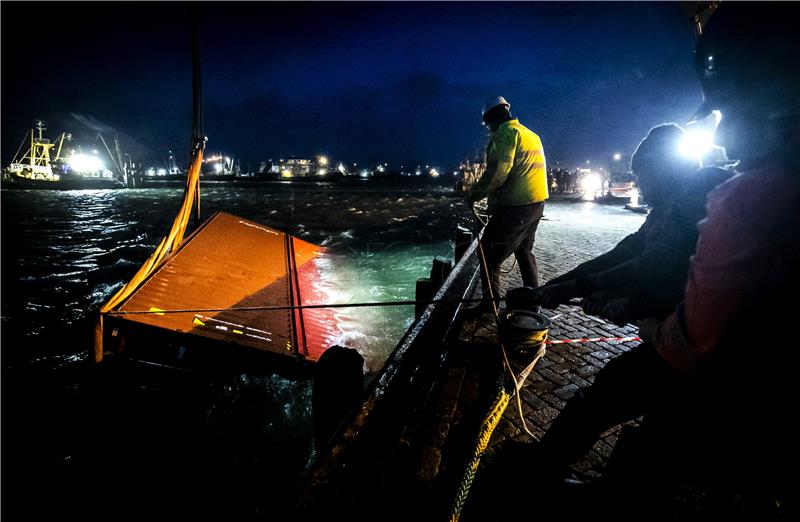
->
[469, 344, 800, 520]
[534, 343, 681, 477]
[467, 345, 679, 520]
[534, 342, 783, 481]
[533, 343, 800, 509]
[479, 202, 545, 301]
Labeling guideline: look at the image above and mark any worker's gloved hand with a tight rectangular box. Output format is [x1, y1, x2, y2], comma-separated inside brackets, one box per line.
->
[582, 292, 632, 326]
[535, 280, 581, 309]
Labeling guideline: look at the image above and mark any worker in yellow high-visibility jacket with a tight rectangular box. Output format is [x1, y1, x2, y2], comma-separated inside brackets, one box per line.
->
[465, 96, 549, 315]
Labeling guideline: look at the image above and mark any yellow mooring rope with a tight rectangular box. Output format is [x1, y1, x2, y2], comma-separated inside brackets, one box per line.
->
[448, 387, 510, 522]
[449, 202, 547, 522]
[447, 206, 548, 521]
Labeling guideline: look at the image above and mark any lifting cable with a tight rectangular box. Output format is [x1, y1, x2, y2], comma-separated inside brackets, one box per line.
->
[103, 303, 643, 347]
[105, 297, 495, 315]
[93, 19, 206, 363]
[11, 132, 28, 164]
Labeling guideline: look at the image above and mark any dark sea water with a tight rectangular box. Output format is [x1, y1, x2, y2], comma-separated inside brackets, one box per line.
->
[1, 179, 469, 519]
[1, 182, 646, 519]
[1, 180, 467, 366]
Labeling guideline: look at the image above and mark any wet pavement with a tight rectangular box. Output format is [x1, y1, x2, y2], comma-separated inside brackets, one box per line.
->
[382, 199, 651, 517]
[399, 199, 795, 519]
[473, 199, 645, 475]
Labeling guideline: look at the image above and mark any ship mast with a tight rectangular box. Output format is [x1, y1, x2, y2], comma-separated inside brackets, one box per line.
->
[192, 11, 204, 224]
[54, 132, 70, 161]
[114, 135, 128, 186]
[28, 120, 56, 175]
[94, 14, 208, 361]
[34, 119, 45, 141]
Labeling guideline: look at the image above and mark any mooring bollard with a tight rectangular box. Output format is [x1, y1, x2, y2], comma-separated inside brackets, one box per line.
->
[415, 257, 454, 319]
[312, 345, 365, 451]
[430, 256, 453, 287]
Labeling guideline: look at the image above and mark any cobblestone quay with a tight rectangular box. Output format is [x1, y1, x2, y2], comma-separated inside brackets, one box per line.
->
[398, 199, 649, 514]
[299, 198, 793, 519]
[475, 199, 645, 470]
[406, 198, 793, 519]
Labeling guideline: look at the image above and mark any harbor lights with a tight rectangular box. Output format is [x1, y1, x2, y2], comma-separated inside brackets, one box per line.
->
[318, 155, 329, 167]
[579, 171, 602, 195]
[68, 153, 104, 173]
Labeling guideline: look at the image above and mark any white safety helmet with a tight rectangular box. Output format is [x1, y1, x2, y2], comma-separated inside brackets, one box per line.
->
[482, 96, 511, 118]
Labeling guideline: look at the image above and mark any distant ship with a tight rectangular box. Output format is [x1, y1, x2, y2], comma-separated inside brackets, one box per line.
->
[454, 159, 485, 193]
[265, 156, 339, 181]
[139, 151, 242, 186]
[2, 120, 125, 190]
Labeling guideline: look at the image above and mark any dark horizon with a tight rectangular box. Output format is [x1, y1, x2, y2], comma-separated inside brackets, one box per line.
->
[2, 1, 701, 171]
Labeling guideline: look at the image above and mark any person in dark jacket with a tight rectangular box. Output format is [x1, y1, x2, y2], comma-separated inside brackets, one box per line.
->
[468, 5, 799, 520]
[536, 123, 729, 325]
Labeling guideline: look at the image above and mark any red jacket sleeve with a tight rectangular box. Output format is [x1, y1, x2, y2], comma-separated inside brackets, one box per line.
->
[654, 173, 773, 373]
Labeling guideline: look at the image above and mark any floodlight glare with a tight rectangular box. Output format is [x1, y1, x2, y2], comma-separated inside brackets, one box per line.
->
[678, 129, 714, 159]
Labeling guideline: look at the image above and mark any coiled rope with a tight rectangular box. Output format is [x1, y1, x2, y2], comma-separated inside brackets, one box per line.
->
[448, 204, 548, 522]
[448, 388, 509, 522]
[472, 204, 544, 438]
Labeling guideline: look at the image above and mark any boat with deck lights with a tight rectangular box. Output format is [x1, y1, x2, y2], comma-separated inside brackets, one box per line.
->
[3, 120, 126, 189]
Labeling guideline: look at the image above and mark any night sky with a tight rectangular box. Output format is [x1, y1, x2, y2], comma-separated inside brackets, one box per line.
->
[2, 2, 701, 171]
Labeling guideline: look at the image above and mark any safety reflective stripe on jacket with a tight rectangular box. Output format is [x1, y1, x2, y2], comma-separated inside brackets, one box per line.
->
[472, 119, 548, 207]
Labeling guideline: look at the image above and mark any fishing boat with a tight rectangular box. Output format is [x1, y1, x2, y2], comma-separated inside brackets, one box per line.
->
[139, 151, 247, 187]
[2, 120, 125, 189]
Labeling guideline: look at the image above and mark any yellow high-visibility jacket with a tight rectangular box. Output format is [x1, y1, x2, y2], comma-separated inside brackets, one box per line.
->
[471, 119, 548, 207]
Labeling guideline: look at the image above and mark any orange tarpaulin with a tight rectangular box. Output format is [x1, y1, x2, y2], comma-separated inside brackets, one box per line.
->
[97, 211, 335, 363]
